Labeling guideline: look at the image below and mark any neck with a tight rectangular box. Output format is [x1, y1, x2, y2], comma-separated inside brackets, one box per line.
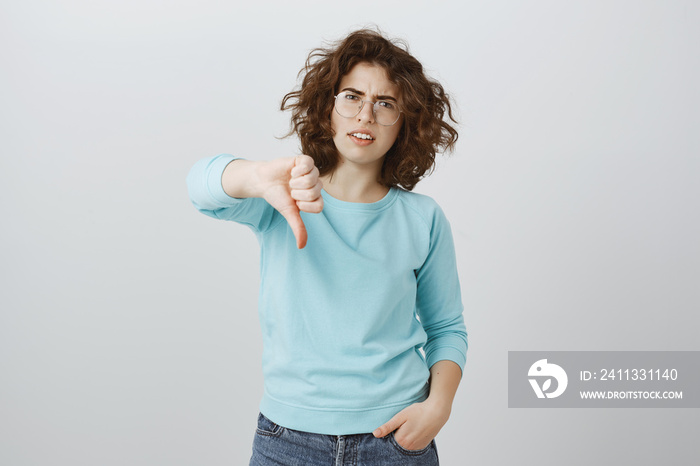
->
[320, 161, 389, 203]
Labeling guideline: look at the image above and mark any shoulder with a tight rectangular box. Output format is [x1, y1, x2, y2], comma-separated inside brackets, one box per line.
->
[394, 189, 448, 228]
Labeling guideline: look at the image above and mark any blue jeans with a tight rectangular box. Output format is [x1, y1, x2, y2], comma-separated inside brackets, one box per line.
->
[249, 412, 440, 466]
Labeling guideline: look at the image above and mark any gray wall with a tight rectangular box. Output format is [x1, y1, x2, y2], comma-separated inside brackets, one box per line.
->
[1, 1, 698, 465]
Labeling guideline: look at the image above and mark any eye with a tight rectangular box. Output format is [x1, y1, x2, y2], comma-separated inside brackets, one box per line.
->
[343, 93, 360, 101]
[377, 100, 395, 110]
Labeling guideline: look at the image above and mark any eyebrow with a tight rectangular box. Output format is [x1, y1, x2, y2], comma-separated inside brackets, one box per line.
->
[340, 87, 398, 103]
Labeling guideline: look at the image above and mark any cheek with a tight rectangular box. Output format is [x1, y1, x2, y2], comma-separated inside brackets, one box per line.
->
[330, 111, 341, 138]
[385, 123, 403, 148]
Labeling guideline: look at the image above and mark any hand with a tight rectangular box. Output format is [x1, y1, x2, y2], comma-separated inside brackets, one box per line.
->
[257, 155, 323, 249]
[372, 399, 451, 451]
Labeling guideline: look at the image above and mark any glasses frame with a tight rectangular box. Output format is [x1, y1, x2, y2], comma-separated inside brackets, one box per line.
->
[333, 91, 403, 127]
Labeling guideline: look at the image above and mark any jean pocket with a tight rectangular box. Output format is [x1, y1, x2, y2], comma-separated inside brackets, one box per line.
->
[389, 432, 434, 456]
[255, 412, 284, 437]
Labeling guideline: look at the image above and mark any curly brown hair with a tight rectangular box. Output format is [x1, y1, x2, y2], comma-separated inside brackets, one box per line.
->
[281, 28, 458, 191]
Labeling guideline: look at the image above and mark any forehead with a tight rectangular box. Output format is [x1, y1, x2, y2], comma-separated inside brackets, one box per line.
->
[338, 62, 400, 98]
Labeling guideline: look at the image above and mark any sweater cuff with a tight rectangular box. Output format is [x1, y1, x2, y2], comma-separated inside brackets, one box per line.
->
[206, 154, 243, 206]
[426, 346, 467, 374]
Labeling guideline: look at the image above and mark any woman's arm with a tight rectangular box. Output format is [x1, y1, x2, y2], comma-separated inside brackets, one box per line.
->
[372, 360, 462, 450]
[426, 359, 462, 412]
[220, 159, 267, 199]
[191, 154, 323, 249]
[372, 200, 467, 450]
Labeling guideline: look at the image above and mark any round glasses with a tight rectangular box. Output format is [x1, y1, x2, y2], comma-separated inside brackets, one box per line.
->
[334, 91, 402, 126]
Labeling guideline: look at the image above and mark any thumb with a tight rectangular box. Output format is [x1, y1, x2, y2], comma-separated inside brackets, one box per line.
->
[373, 412, 406, 438]
[277, 203, 307, 249]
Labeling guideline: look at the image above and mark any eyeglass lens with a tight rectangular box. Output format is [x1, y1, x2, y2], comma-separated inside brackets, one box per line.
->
[335, 92, 400, 126]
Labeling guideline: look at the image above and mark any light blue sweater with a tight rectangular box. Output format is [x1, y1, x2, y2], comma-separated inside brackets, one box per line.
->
[187, 154, 468, 435]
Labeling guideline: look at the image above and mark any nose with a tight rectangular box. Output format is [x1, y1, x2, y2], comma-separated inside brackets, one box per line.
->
[357, 101, 375, 124]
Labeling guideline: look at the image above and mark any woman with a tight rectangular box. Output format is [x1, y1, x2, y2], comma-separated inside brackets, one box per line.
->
[187, 28, 467, 465]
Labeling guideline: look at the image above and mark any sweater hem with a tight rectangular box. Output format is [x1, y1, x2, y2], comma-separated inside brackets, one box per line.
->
[259, 383, 430, 435]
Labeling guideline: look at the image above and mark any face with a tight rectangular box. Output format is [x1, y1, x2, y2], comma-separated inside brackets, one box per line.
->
[330, 62, 403, 172]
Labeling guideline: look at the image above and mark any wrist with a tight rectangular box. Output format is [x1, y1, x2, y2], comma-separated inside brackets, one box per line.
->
[251, 160, 271, 198]
[222, 159, 264, 199]
[425, 394, 453, 416]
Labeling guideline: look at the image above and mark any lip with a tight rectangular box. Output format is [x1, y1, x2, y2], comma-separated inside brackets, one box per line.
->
[347, 128, 375, 146]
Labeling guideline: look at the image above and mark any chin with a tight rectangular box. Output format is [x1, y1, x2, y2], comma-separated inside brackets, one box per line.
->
[338, 152, 386, 167]
[336, 145, 388, 165]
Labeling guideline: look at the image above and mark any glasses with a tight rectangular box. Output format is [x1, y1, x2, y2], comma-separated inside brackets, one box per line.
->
[334, 91, 402, 126]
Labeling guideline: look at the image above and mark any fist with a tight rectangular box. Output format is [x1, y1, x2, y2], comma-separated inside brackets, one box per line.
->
[259, 155, 323, 249]
[289, 155, 324, 215]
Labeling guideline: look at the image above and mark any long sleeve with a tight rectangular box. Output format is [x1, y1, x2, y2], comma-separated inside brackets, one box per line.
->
[415, 203, 468, 373]
[186, 154, 282, 233]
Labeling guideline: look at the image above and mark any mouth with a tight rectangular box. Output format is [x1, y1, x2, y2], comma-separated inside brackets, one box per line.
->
[348, 132, 375, 140]
[347, 130, 375, 145]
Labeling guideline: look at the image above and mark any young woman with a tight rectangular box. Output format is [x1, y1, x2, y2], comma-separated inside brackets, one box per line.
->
[187, 28, 467, 466]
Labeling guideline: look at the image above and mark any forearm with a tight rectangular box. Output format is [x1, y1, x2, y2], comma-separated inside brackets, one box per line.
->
[221, 159, 266, 199]
[426, 360, 462, 412]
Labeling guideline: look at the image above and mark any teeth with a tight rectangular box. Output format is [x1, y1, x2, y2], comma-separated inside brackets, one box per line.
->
[350, 133, 373, 140]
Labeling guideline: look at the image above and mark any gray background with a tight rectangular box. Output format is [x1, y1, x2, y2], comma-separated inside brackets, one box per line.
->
[1, 1, 698, 465]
